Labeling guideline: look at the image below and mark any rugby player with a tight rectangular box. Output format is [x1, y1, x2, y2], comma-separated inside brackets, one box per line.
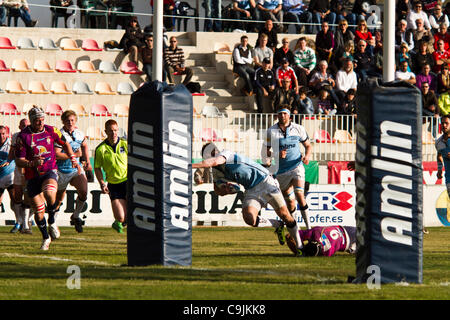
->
[55, 110, 92, 233]
[15, 106, 79, 250]
[436, 114, 450, 226]
[263, 105, 313, 246]
[193, 143, 305, 255]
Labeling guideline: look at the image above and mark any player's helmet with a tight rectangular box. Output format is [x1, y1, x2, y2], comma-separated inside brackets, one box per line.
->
[303, 240, 322, 256]
[201, 142, 219, 159]
[28, 106, 45, 122]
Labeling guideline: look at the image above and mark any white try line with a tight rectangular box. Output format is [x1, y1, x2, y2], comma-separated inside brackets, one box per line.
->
[0, 253, 121, 267]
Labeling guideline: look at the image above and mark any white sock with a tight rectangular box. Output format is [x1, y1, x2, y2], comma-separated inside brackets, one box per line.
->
[23, 206, 31, 229]
[13, 203, 23, 225]
[257, 217, 283, 228]
[286, 223, 303, 249]
[73, 198, 86, 219]
[301, 208, 311, 229]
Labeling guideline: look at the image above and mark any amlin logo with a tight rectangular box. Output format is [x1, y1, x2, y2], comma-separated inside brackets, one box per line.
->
[306, 191, 353, 212]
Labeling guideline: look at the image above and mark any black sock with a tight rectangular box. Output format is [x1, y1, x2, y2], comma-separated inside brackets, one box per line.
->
[36, 216, 49, 240]
[47, 203, 57, 225]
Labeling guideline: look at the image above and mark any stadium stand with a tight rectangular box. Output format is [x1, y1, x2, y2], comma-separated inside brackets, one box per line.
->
[45, 103, 64, 115]
[77, 60, 99, 73]
[55, 60, 77, 72]
[60, 38, 81, 50]
[0, 36, 15, 49]
[91, 104, 112, 116]
[17, 37, 37, 50]
[11, 59, 32, 72]
[28, 81, 49, 94]
[0, 103, 20, 115]
[34, 60, 55, 72]
[6, 80, 26, 94]
[99, 60, 120, 73]
[38, 38, 59, 50]
[72, 81, 94, 94]
[117, 82, 134, 95]
[50, 81, 72, 94]
[95, 82, 116, 95]
[68, 103, 88, 116]
[82, 38, 103, 51]
[0, 60, 10, 72]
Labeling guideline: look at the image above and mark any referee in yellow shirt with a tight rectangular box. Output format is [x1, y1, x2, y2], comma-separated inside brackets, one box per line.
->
[94, 119, 128, 233]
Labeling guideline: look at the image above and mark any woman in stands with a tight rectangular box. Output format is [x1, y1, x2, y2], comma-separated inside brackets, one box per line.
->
[54, 110, 91, 234]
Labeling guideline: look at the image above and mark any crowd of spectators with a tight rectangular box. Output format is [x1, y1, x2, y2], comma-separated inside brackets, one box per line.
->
[230, 1, 450, 119]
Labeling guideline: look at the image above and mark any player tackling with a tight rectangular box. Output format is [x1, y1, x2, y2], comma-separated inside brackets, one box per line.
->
[263, 105, 313, 245]
[193, 143, 305, 255]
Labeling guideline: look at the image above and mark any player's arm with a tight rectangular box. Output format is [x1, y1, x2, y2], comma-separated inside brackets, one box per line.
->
[192, 155, 226, 169]
[301, 139, 312, 165]
[81, 138, 92, 171]
[437, 152, 444, 179]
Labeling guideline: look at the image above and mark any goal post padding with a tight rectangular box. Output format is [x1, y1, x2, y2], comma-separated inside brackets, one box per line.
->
[354, 79, 423, 283]
[127, 81, 193, 266]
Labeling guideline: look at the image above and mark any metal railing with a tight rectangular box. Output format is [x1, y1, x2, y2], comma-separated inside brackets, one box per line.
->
[1, 113, 440, 163]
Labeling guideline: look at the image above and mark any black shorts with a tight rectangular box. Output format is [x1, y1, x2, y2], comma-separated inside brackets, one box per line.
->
[27, 170, 59, 198]
[108, 180, 127, 201]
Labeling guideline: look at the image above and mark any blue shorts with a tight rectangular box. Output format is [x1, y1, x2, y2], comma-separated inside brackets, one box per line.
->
[108, 180, 127, 201]
[27, 170, 59, 198]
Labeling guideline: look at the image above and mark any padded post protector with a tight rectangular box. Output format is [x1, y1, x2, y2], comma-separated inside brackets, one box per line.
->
[127, 81, 193, 266]
[354, 79, 423, 283]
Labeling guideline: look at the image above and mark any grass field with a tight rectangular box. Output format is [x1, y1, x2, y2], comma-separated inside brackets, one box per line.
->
[0, 226, 449, 300]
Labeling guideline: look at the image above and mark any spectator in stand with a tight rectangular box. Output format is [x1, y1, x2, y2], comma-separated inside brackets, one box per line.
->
[233, 35, 256, 96]
[333, 19, 355, 67]
[331, 0, 356, 27]
[297, 87, 314, 114]
[120, 16, 144, 64]
[283, 0, 310, 34]
[412, 18, 434, 53]
[274, 38, 295, 70]
[256, 0, 283, 32]
[434, 22, 450, 52]
[395, 60, 416, 85]
[204, 0, 222, 32]
[309, 60, 335, 96]
[336, 40, 354, 71]
[272, 77, 299, 112]
[407, 1, 431, 30]
[50, 0, 73, 28]
[150, 0, 175, 31]
[293, 37, 317, 88]
[421, 82, 440, 117]
[306, 0, 336, 33]
[395, 43, 413, 72]
[437, 64, 450, 95]
[396, 0, 412, 22]
[337, 88, 357, 131]
[354, 19, 374, 53]
[256, 19, 278, 51]
[315, 21, 335, 63]
[3, 0, 38, 27]
[164, 36, 193, 85]
[395, 19, 414, 52]
[335, 58, 357, 106]
[276, 58, 298, 92]
[429, 4, 449, 34]
[141, 34, 153, 82]
[415, 63, 437, 92]
[316, 89, 336, 115]
[254, 33, 274, 70]
[432, 39, 450, 74]
[254, 58, 276, 113]
[231, 0, 258, 32]
[0, 2, 5, 27]
[413, 40, 435, 74]
[353, 39, 376, 82]
[373, 29, 383, 54]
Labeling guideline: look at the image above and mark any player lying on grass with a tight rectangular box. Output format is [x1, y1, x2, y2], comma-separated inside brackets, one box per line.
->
[285, 225, 356, 257]
[193, 142, 306, 256]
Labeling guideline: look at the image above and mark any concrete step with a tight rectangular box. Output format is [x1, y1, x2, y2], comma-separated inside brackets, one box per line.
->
[203, 88, 234, 96]
[206, 95, 246, 104]
[191, 73, 225, 82]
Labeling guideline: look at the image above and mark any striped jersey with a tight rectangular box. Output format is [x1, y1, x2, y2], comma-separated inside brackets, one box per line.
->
[294, 47, 316, 70]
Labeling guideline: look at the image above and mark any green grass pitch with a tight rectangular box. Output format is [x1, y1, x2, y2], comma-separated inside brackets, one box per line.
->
[0, 226, 449, 300]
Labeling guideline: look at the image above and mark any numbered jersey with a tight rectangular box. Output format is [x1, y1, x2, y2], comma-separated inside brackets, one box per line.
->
[16, 125, 66, 180]
[56, 128, 85, 174]
[435, 135, 450, 183]
[264, 122, 309, 175]
[300, 226, 350, 257]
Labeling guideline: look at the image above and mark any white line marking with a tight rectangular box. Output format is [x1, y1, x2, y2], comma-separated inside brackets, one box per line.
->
[1, 253, 121, 267]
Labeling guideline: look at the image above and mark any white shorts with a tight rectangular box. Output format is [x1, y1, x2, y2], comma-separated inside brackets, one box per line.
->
[57, 169, 85, 191]
[275, 164, 305, 192]
[243, 175, 286, 212]
[0, 172, 14, 190]
[13, 166, 25, 186]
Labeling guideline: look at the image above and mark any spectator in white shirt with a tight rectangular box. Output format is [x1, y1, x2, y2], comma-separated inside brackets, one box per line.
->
[334, 58, 357, 106]
[233, 35, 256, 96]
[407, 2, 431, 30]
[429, 4, 449, 34]
[395, 60, 416, 85]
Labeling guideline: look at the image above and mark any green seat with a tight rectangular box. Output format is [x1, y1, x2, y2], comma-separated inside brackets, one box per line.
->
[83, 0, 109, 29]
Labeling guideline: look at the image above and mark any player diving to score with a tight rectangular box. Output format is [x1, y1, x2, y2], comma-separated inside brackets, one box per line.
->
[263, 105, 313, 245]
[193, 143, 305, 255]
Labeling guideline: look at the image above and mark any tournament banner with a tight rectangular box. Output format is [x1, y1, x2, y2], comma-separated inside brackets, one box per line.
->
[329, 161, 444, 185]
[355, 79, 423, 284]
[127, 81, 193, 266]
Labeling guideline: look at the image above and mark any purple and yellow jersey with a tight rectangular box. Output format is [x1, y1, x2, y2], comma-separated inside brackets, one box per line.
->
[16, 125, 66, 180]
[300, 226, 350, 257]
